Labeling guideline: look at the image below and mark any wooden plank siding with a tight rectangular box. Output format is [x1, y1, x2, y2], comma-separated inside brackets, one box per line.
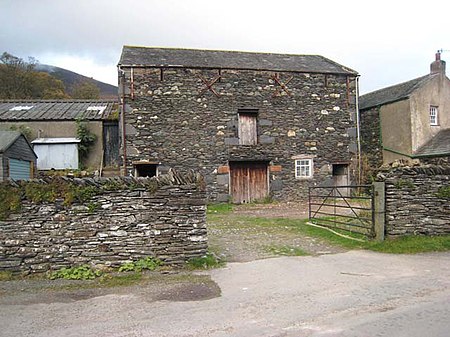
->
[238, 112, 257, 145]
[230, 161, 268, 203]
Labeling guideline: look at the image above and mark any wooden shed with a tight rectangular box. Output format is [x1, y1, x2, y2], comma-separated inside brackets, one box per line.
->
[0, 131, 37, 181]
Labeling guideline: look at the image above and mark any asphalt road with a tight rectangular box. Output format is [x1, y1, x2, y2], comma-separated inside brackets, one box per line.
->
[1, 250, 449, 337]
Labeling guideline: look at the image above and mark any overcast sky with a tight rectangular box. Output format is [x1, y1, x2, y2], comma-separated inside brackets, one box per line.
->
[1, 0, 449, 94]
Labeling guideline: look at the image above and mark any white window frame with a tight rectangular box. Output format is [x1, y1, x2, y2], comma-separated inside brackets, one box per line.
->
[295, 159, 313, 179]
[430, 106, 438, 126]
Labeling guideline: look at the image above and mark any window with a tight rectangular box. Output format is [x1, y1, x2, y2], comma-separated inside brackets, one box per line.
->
[430, 106, 438, 125]
[295, 159, 313, 178]
[238, 109, 258, 145]
[134, 163, 158, 177]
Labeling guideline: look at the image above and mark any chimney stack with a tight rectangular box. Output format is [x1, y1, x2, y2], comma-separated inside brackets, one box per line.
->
[430, 50, 446, 75]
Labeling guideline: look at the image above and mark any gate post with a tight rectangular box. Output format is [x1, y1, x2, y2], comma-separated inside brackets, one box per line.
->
[373, 182, 385, 241]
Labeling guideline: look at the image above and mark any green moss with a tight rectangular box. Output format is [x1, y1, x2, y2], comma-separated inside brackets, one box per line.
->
[0, 184, 22, 220]
[436, 185, 450, 199]
[394, 178, 415, 189]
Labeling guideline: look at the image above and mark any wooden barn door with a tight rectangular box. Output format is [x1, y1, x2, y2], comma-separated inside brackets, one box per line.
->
[230, 161, 268, 203]
[103, 121, 119, 166]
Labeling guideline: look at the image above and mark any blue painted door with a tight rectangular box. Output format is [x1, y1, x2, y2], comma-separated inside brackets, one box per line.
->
[9, 158, 31, 180]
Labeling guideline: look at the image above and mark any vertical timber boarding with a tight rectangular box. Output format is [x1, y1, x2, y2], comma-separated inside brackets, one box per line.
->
[230, 161, 269, 203]
[103, 121, 120, 167]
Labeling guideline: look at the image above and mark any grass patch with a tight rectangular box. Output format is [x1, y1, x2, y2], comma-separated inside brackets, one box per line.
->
[367, 235, 450, 254]
[0, 271, 14, 281]
[210, 213, 450, 254]
[187, 252, 225, 270]
[207, 203, 233, 214]
[265, 245, 309, 256]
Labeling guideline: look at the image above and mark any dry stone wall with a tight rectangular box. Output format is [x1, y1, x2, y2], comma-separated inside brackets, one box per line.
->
[378, 165, 450, 236]
[0, 171, 207, 274]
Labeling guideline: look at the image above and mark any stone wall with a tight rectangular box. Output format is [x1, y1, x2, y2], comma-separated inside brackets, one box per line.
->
[378, 165, 450, 236]
[120, 67, 358, 201]
[0, 171, 207, 274]
[359, 106, 383, 169]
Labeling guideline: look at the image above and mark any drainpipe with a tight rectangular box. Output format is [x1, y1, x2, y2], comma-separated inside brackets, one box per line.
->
[355, 76, 362, 185]
[119, 66, 128, 176]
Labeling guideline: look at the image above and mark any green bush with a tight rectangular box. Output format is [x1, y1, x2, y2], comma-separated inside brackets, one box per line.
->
[49, 265, 102, 280]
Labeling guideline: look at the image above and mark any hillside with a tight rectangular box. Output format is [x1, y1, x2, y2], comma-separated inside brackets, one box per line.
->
[35, 64, 118, 99]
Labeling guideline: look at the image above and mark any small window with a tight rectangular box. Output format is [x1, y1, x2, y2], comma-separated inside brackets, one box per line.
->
[238, 109, 258, 145]
[295, 159, 313, 178]
[430, 106, 438, 125]
[134, 163, 158, 177]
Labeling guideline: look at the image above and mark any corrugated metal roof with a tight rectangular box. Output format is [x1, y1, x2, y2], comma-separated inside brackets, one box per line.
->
[359, 74, 436, 110]
[414, 129, 450, 157]
[118, 46, 358, 75]
[0, 130, 21, 153]
[0, 100, 118, 121]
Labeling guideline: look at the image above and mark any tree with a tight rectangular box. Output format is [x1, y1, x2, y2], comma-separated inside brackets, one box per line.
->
[0, 52, 69, 99]
[71, 80, 100, 99]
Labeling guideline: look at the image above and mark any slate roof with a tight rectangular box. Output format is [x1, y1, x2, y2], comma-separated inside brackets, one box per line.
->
[0, 130, 22, 153]
[414, 129, 450, 157]
[118, 46, 358, 75]
[0, 100, 117, 121]
[359, 74, 437, 110]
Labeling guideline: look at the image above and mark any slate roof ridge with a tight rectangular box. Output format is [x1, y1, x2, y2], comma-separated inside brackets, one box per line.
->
[359, 73, 436, 110]
[119, 45, 358, 75]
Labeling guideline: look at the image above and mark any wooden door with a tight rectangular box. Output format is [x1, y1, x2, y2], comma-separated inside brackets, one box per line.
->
[230, 161, 268, 203]
[103, 121, 119, 166]
[238, 113, 257, 145]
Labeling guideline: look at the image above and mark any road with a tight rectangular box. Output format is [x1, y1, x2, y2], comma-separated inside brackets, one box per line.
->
[1, 250, 449, 337]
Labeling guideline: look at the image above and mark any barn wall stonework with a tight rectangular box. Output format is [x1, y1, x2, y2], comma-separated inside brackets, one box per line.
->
[0, 173, 207, 274]
[121, 67, 358, 201]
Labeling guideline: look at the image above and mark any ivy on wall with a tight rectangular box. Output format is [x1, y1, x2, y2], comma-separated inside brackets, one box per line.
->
[76, 117, 97, 167]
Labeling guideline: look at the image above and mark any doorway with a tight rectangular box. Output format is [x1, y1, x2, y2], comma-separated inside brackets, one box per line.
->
[229, 161, 269, 203]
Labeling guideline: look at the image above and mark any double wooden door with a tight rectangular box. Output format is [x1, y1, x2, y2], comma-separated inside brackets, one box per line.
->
[230, 161, 268, 203]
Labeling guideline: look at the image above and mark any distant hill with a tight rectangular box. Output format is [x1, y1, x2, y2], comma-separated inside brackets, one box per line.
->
[35, 64, 118, 99]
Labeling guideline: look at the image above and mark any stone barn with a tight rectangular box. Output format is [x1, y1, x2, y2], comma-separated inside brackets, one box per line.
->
[118, 46, 359, 202]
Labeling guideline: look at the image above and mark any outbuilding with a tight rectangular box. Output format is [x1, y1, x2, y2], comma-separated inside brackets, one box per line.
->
[0, 131, 37, 181]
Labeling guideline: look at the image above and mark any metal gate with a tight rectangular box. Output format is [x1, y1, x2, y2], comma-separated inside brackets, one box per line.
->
[308, 185, 374, 238]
